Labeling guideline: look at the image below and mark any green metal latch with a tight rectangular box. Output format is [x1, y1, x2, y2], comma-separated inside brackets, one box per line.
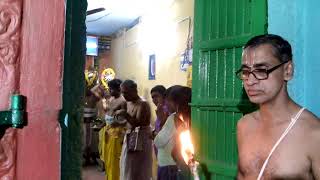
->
[0, 94, 26, 128]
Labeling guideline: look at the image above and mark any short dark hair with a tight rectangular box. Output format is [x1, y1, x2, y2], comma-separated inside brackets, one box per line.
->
[121, 80, 137, 90]
[244, 34, 292, 63]
[150, 85, 166, 96]
[108, 79, 122, 90]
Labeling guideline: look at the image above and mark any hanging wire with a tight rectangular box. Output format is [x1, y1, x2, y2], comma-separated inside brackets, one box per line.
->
[179, 16, 193, 70]
[86, 13, 111, 23]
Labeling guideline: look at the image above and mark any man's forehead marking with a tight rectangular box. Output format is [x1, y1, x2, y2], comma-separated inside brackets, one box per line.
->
[242, 47, 273, 67]
[242, 48, 258, 65]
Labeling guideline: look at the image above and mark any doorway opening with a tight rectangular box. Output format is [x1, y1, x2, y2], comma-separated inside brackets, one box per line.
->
[81, 0, 194, 179]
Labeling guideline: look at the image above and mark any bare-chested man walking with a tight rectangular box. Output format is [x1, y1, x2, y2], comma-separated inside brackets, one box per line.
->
[116, 80, 153, 180]
[236, 34, 320, 180]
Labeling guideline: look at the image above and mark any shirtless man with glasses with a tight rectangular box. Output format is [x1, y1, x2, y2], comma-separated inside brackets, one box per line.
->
[236, 34, 320, 180]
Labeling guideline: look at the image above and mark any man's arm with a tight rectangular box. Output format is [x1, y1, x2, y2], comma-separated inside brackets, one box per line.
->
[110, 101, 127, 126]
[115, 109, 134, 125]
[237, 117, 247, 180]
[116, 101, 151, 127]
[156, 104, 169, 128]
[310, 129, 320, 179]
[130, 101, 150, 127]
[0, 143, 5, 163]
[237, 164, 245, 180]
[90, 84, 109, 100]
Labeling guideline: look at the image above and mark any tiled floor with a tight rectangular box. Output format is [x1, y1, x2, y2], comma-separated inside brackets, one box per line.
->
[82, 165, 105, 180]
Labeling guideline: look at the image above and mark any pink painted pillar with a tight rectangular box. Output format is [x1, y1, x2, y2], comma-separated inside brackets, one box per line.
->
[16, 0, 65, 179]
[0, 0, 22, 179]
[0, 0, 65, 179]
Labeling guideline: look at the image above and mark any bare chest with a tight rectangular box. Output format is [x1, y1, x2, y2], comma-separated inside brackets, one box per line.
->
[239, 132, 312, 179]
[127, 102, 139, 117]
[107, 98, 125, 115]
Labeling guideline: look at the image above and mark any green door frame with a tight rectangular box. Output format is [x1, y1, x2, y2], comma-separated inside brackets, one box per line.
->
[60, 0, 87, 179]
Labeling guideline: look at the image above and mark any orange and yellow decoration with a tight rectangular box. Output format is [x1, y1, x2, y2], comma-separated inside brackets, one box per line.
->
[100, 68, 116, 90]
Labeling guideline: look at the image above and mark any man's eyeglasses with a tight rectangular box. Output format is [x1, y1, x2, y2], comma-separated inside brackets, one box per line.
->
[236, 60, 291, 80]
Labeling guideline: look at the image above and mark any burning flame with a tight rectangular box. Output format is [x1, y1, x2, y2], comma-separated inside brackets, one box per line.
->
[179, 130, 194, 165]
[179, 114, 185, 122]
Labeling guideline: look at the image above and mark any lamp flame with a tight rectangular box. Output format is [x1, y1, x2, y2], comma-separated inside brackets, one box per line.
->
[179, 130, 194, 165]
[179, 129, 200, 180]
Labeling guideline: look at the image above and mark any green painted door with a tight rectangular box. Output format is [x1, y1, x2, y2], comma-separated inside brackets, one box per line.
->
[191, 0, 267, 179]
[60, 0, 87, 179]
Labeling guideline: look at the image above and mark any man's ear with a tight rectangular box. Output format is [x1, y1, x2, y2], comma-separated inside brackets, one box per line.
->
[284, 60, 294, 81]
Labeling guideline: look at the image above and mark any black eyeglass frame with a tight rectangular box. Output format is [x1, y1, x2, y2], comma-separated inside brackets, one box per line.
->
[235, 60, 291, 80]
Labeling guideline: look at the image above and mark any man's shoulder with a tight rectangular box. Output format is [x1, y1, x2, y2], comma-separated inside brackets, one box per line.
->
[118, 96, 127, 103]
[236, 111, 260, 143]
[301, 110, 320, 156]
[237, 111, 258, 130]
[236, 111, 259, 150]
[300, 109, 320, 130]
[306, 110, 320, 127]
[139, 98, 151, 106]
[135, 98, 151, 111]
[111, 96, 125, 104]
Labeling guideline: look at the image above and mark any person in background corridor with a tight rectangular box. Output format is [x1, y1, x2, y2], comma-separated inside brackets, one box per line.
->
[83, 86, 99, 166]
[236, 34, 320, 179]
[167, 85, 192, 180]
[153, 85, 186, 180]
[91, 82, 109, 171]
[150, 85, 171, 179]
[103, 79, 127, 180]
[117, 80, 153, 180]
[150, 85, 169, 151]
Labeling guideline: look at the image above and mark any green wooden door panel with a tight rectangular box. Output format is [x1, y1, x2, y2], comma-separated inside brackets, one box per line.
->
[60, 0, 87, 179]
[192, 0, 267, 179]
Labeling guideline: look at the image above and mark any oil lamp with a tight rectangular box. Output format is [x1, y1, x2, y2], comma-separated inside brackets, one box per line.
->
[179, 130, 200, 180]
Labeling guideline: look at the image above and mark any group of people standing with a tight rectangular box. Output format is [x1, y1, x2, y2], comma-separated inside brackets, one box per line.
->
[151, 85, 191, 180]
[83, 78, 192, 180]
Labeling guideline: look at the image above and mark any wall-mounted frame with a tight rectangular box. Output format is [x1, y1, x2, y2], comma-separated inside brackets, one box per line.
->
[148, 54, 156, 80]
